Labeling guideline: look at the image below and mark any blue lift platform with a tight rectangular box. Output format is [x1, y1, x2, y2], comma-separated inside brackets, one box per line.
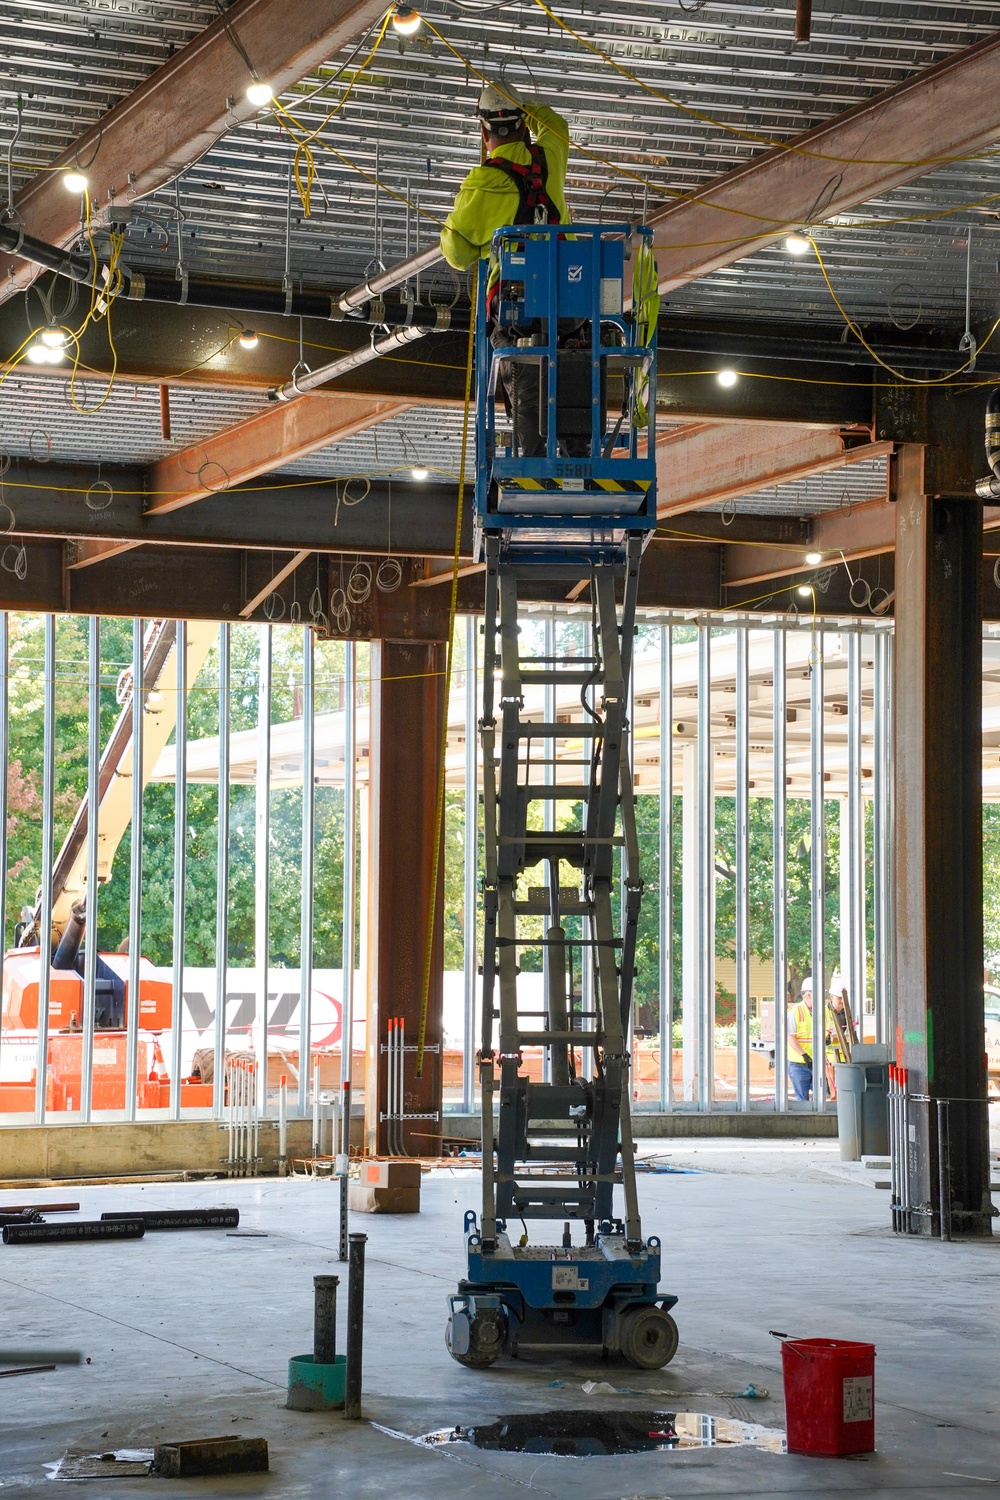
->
[445, 224, 679, 1370]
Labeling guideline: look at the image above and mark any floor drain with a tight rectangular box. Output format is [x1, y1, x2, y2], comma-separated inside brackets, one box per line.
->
[423, 1409, 785, 1456]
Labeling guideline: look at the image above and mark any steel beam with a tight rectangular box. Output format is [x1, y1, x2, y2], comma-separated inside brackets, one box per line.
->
[146, 396, 412, 515]
[364, 638, 446, 1156]
[893, 443, 991, 1237]
[649, 30, 1000, 291]
[0, 0, 389, 298]
[656, 422, 891, 519]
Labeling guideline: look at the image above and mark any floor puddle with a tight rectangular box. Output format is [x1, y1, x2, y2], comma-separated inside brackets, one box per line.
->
[422, 1409, 785, 1457]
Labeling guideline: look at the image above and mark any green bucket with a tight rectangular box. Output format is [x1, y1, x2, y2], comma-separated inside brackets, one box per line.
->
[287, 1353, 347, 1411]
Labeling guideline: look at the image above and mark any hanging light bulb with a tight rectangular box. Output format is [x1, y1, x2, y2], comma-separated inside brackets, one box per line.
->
[246, 81, 273, 107]
[63, 170, 88, 193]
[805, 550, 823, 566]
[40, 328, 66, 349]
[238, 328, 259, 350]
[716, 368, 739, 388]
[26, 337, 63, 364]
[797, 584, 813, 597]
[411, 465, 429, 480]
[785, 233, 811, 255]
[26, 341, 48, 364]
[392, 6, 422, 35]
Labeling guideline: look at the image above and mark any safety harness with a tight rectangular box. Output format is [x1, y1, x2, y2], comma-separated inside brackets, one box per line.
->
[484, 140, 560, 227]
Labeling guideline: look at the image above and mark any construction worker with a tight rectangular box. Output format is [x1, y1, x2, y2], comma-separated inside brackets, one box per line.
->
[440, 83, 570, 458]
[787, 977, 814, 1101]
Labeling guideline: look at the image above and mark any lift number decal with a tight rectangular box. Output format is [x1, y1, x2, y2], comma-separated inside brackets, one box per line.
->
[842, 1376, 873, 1424]
[552, 1266, 590, 1292]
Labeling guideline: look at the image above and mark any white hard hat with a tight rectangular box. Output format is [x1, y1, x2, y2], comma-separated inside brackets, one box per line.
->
[477, 82, 524, 138]
[799, 976, 813, 993]
[828, 971, 844, 995]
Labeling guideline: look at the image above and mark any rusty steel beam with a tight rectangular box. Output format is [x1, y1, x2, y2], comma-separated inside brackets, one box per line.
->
[893, 445, 991, 1237]
[68, 539, 143, 570]
[364, 638, 447, 1156]
[239, 549, 311, 617]
[0, 0, 388, 298]
[649, 30, 1000, 292]
[656, 421, 891, 518]
[145, 394, 412, 515]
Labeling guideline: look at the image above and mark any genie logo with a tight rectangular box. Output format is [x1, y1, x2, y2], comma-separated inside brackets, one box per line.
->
[567, 264, 583, 282]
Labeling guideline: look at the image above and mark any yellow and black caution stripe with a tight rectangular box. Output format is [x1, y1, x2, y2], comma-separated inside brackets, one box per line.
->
[500, 477, 651, 493]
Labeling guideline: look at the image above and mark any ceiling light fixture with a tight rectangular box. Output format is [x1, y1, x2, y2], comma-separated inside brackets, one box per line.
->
[797, 584, 813, 597]
[805, 550, 823, 565]
[392, 6, 422, 35]
[411, 465, 429, 480]
[40, 328, 66, 348]
[716, 368, 739, 388]
[238, 329, 259, 349]
[63, 170, 88, 193]
[26, 338, 64, 364]
[785, 232, 811, 255]
[246, 81, 273, 107]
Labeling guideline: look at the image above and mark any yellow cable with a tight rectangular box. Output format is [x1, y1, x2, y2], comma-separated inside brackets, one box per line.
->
[416, 274, 476, 1080]
[532, 0, 997, 175]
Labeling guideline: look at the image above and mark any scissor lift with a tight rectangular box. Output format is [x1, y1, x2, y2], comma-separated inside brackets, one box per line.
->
[445, 224, 679, 1369]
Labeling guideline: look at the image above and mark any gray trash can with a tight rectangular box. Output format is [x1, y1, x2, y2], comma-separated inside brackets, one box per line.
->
[834, 1061, 889, 1162]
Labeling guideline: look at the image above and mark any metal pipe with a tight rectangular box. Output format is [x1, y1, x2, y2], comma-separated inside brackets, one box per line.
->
[255, 626, 272, 1117]
[273, 324, 430, 402]
[937, 1097, 952, 1241]
[33, 616, 56, 1124]
[125, 620, 145, 1122]
[0, 614, 7, 1093]
[314, 1275, 339, 1366]
[846, 632, 866, 1038]
[873, 631, 890, 1045]
[658, 624, 673, 1111]
[345, 1232, 367, 1420]
[696, 622, 713, 1110]
[278, 1073, 288, 1176]
[3, 1219, 145, 1245]
[81, 617, 99, 1123]
[299, 627, 315, 1117]
[901, 1066, 911, 1233]
[735, 623, 750, 1114]
[340, 640, 357, 1256]
[338, 246, 444, 311]
[463, 615, 478, 1115]
[794, 0, 812, 44]
[542, 618, 555, 1088]
[772, 627, 788, 1112]
[810, 632, 825, 1111]
[170, 624, 187, 1118]
[213, 623, 230, 1120]
[312, 1058, 320, 1158]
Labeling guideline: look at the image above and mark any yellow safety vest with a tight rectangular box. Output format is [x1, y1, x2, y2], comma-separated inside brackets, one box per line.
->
[787, 1001, 814, 1064]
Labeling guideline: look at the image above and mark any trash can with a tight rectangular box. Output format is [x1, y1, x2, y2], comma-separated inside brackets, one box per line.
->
[781, 1336, 876, 1455]
[834, 1059, 889, 1162]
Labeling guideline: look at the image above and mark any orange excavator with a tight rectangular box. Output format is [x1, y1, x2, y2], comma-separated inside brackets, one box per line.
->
[0, 620, 218, 1113]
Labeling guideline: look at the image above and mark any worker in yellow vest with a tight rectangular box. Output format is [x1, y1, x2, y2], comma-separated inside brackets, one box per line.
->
[787, 977, 815, 1101]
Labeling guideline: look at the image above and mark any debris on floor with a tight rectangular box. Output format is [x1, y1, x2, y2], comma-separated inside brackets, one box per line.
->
[49, 1448, 155, 1480]
[422, 1409, 786, 1456]
[153, 1435, 269, 1477]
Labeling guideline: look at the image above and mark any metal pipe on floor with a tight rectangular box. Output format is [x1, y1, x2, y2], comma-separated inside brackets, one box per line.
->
[345, 1233, 367, 1420]
[314, 1275, 339, 1366]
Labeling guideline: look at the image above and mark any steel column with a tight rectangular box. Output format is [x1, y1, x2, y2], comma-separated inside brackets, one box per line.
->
[33, 616, 56, 1124]
[697, 624, 714, 1109]
[340, 641, 357, 1164]
[81, 617, 100, 1123]
[364, 639, 446, 1156]
[255, 626, 272, 1118]
[299, 627, 315, 1117]
[462, 615, 478, 1115]
[169, 624, 187, 1117]
[772, 627, 788, 1111]
[873, 631, 892, 1044]
[125, 619, 144, 1121]
[213, 623, 230, 1119]
[893, 444, 991, 1236]
[735, 624, 750, 1113]
[846, 632, 867, 1029]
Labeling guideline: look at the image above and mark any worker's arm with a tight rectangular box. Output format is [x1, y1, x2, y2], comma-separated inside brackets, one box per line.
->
[521, 102, 571, 184]
[439, 201, 482, 272]
[440, 169, 521, 270]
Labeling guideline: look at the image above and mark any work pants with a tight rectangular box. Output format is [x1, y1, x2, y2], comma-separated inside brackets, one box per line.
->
[788, 1060, 813, 1102]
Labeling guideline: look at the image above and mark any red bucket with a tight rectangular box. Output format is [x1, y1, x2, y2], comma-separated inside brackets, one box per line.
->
[781, 1337, 876, 1455]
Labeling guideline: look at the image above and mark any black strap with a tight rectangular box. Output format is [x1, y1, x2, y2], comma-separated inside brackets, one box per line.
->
[484, 141, 560, 225]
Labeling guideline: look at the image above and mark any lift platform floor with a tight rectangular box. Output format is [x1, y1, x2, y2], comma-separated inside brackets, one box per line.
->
[0, 1143, 998, 1498]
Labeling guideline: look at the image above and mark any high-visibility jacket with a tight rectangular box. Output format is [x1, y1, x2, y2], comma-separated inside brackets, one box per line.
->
[787, 1001, 814, 1065]
[439, 103, 571, 272]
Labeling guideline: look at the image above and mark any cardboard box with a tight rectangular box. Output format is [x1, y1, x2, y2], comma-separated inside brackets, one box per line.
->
[349, 1184, 420, 1215]
[363, 1159, 422, 1190]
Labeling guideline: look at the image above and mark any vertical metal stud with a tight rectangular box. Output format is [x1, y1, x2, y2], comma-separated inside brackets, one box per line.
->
[299, 626, 315, 1116]
[340, 642, 357, 1162]
[772, 626, 788, 1112]
[846, 631, 866, 1037]
[463, 615, 478, 1115]
[658, 623, 673, 1112]
[169, 623, 187, 1117]
[0, 615, 8, 1089]
[697, 622, 714, 1110]
[33, 615, 56, 1124]
[213, 624, 230, 1119]
[735, 623, 750, 1114]
[81, 616, 100, 1123]
[542, 617, 555, 1085]
[125, 619, 144, 1121]
[810, 629, 826, 1111]
[882, 628, 895, 1045]
[873, 629, 891, 1045]
[255, 625, 272, 1118]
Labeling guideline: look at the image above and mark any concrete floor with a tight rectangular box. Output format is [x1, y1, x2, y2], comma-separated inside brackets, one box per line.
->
[1, 1138, 999, 1497]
